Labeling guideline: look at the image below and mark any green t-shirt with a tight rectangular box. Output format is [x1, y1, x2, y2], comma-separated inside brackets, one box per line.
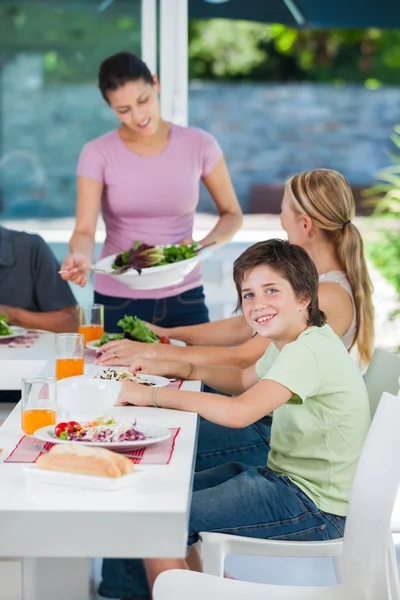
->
[255, 324, 370, 516]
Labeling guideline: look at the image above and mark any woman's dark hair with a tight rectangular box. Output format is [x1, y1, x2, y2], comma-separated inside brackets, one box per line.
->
[98, 52, 153, 102]
[233, 239, 326, 327]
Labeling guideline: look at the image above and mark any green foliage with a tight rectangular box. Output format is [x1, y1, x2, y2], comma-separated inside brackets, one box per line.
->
[189, 20, 400, 83]
[0, 3, 141, 83]
[367, 233, 400, 296]
[365, 126, 400, 322]
[364, 126, 400, 215]
[3, 5, 400, 84]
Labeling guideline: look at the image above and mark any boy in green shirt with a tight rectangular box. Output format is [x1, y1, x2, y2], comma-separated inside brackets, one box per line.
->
[109, 239, 371, 598]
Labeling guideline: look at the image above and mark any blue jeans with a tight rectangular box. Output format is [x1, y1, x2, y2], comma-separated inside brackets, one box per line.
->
[195, 416, 271, 471]
[99, 462, 346, 599]
[94, 286, 209, 332]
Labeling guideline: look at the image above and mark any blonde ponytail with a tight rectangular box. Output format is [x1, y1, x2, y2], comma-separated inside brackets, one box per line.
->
[338, 222, 374, 365]
[286, 169, 374, 365]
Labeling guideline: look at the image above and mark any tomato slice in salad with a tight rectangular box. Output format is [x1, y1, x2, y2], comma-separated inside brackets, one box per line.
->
[54, 421, 82, 437]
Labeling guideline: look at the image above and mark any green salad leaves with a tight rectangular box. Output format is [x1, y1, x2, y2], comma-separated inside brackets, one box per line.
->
[0, 315, 12, 336]
[112, 241, 198, 274]
[95, 316, 158, 346]
[117, 316, 158, 343]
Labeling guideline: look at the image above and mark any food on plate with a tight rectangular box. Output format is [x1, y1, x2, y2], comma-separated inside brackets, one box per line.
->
[112, 240, 198, 274]
[94, 332, 125, 347]
[53, 416, 150, 443]
[54, 421, 82, 438]
[94, 368, 156, 385]
[36, 443, 134, 478]
[0, 315, 12, 336]
[92, 316, 170, 347]
[117, 315, 158, 343]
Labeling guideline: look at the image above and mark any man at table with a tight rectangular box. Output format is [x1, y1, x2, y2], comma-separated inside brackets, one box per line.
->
[0, 225, 78, 333]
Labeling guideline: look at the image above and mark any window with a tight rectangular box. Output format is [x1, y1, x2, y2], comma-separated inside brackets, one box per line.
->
[0, 1, 141, 219]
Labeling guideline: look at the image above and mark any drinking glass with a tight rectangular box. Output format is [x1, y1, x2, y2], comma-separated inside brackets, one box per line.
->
[21, 377, 58, 435]
[56, 333, 84, 380]
[78, 304, 105, 345]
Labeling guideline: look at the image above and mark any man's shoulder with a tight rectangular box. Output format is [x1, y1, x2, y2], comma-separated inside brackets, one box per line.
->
[11, 229, 48, 251]
[2, 228, 53, 264]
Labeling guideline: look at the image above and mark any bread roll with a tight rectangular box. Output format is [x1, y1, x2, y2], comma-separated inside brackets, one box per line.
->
[36, 443, 134, 478]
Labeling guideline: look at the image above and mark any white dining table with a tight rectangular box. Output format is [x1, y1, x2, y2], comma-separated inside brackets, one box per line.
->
[0, 369, 201, 600]
[0, 331, 56, 390]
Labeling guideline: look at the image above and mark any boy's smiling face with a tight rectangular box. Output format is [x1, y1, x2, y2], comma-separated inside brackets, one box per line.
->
[240, 265, 310, 349]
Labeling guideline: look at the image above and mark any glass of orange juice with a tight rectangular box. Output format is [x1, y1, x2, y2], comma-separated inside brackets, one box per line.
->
[56, 333, 84, 380]
[21, 377, 58, 435]
[78, 304, 104, 345]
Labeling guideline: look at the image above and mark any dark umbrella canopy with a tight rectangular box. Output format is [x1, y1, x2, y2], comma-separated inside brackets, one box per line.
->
[189, 0, 400, 29]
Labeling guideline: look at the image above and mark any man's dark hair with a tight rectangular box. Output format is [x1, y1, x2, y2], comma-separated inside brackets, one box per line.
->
[233, 239, 326, 327]
[98, 52, 153, 102]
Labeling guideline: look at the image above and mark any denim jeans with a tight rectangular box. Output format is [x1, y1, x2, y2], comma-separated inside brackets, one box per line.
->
[94, 286, 209, 332]
[195, 416, 272, 471]
[98, 462, 346, 599]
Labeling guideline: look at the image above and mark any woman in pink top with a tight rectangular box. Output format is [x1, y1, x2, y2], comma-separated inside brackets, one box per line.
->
[60, 52, 242, 331]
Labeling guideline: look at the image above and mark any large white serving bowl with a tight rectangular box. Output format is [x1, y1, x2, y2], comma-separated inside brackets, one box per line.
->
[57, 376, 121, 420]
[93, 247, 213, 290]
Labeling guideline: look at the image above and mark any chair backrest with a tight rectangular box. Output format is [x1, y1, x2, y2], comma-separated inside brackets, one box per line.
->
[363, 348, 400, 417]
[343, 392, 400, 600]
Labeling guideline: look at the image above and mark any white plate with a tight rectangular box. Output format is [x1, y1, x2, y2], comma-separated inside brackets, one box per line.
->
[86, 338, 186, 351]
[93, 247, 213, 290]
[34, 423, 172, 451]
[25, 465, 142, 491]
[0, 326, 27, 340]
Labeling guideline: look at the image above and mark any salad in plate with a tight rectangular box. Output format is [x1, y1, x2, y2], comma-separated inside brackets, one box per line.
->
[54, 417, 149, 443]
[92, 315, 170, 347]
[0, 315, 13, 336]
[112, 240, 199, 275]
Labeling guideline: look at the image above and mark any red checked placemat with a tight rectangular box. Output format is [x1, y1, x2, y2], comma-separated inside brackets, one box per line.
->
[5, 427, 180, 465]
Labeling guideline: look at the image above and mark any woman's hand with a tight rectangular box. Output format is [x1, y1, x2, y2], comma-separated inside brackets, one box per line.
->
[60, 253, 92, 287]
[180, 237, 195, 246]
[115, 381, 153, 407]
[96, 339, 158, 365]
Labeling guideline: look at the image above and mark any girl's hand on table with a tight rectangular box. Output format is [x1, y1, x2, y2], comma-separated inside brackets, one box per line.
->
[115, 381, 153, 407]
[60, 253, 91, 287]
[96, 339, 157, 365]
[128, 357, 183, 378]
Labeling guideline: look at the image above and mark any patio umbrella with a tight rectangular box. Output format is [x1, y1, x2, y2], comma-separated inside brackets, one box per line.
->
[189, 0, 400, 29]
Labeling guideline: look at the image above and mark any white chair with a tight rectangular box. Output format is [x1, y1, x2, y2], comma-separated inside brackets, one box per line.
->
[196, 347, 400, 586]
[154, 392, 400, 600]
[363, 348, 400, 416]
